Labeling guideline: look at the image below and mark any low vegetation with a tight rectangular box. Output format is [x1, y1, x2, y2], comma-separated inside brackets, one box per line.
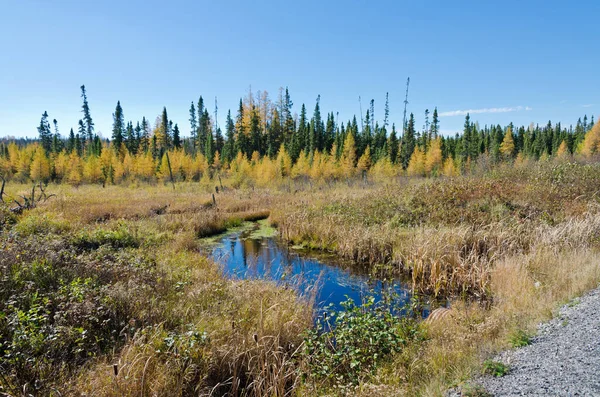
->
[1, 159, 599, 396]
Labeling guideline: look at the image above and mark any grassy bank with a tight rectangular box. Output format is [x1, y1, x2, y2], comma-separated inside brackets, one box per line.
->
[0, 184, 311, 396]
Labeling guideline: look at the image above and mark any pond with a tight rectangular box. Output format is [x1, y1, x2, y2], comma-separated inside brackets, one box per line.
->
[205, 221, 414, 314]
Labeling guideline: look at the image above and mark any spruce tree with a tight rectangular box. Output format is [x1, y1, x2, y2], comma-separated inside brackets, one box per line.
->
[249, 106, 262, 156]
[388, 124, 399, 163]
[67, 128, 76, 153]
[223, 110, 236, 163]
[160, 107, 170, 150]
[125, 121, 135, 153]
[112, 101, 125, 152]
[37, 111, 52, 153]
[431, 108, 440, 138]
[189, 102, 197, 152]
[215, 127, 224, 155]
[283, 88, 295, 148]
[80, 85, 94, 143]
[140, 117, 150, 153]
[400, 113, 416, 169]
[173, 124, 181, 149]
[234, 99, 248, 157]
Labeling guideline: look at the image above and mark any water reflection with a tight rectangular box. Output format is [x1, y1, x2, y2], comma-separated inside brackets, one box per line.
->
[208, 226, 412, 313]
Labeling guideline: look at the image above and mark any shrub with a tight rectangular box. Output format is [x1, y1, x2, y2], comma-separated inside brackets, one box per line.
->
[482, 359, 509, 377]
[509, 328, 531, 348]
[302, 296, 422, 386]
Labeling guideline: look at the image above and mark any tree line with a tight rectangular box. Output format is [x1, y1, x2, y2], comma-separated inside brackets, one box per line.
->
[0, 85, 598, 185]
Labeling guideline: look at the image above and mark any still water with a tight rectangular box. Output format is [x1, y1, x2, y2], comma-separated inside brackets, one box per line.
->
[207, 223, 413, 313]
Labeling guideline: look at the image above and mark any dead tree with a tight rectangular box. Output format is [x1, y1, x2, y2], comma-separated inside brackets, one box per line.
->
[10, 181, 55, 214]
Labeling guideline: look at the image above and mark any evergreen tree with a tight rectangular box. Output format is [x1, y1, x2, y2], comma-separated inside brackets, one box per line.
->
[67, 128, 76, 153]
[283, 88, 295, 148]
[205, 123, 214, 164]
[37, 111, 53, 153]
[234, 100, 248, 157]
[189, 101, 197, 152]
[324, 112, 335, 153]
[215, 127, 224, 155]
[383, 93, 390, 129]
[173, 124, 181, 149]
[267, 109, 282, 158]
[133, 122, 141, 154]
[310, 95, 323, 154]
[140, 117, 150, 153]
[294, 104, 308, 160]
[431, 108, 439, 138]
[388, 124, 399, 163]
[197, 97, 205, 154]
[249, 106, 262, 156]
[223, 110, 236, 163]
[112, 101, 125, 152]
[460, 113, 471, 160]
[80, 85, 94, 143]
[400, 113, 416, 169]
[160, 107, 170, 150]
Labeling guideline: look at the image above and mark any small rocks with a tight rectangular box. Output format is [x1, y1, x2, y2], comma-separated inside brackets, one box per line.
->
[473, 286, 600, 396]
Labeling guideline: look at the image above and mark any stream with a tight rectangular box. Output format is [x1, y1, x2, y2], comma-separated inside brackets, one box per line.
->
[205, 222, 414, 313]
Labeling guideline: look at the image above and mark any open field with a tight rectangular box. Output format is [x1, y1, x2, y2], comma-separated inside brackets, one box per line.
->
[1, 160, 600, 396]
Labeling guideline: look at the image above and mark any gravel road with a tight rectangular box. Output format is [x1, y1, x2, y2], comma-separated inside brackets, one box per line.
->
[464, 285, 600, 396]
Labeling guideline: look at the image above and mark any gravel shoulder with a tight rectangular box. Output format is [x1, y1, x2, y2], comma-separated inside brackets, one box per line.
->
[467, 285, 600, 396]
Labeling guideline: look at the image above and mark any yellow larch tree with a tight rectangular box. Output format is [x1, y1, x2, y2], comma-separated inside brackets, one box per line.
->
[340, 132, 356, 178]
[425, 137, 443, 175]
[356, 146, 372, 174]
[499, 127, 515, 158]
[407, 147, 426, 176]
[556, 140, 569, 159]
[441, 157, 458, 177]
[29, 147, 51, 182]
[580, 121, 600, 157]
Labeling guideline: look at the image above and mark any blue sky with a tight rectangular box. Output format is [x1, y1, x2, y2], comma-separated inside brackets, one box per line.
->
[1, 0, 598, 139]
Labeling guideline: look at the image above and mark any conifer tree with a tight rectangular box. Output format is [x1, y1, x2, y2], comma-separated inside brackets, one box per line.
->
[80, 85, 94, 143]
[223, 110, 236, 163]
[37, 111, 53, 153]
[189, 101, 197, 152]
[160, 107, 170, 150]
[140, 117, 150, 153]
[215, 127, 224, 155]
[112, 101, 125, 152]
[388, 124, 399, 163]
[283, 88, 295, 148]
[235, 99, 248, 157]
[500, 127, 515, 157]
[400, 113, 416, 169]
[173, 124, 181, 149]
[67, 128, 76, 153]
[431, 107, 439, 138]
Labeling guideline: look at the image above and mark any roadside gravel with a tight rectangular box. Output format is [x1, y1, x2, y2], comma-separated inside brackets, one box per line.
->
[454, 284, 600, 396]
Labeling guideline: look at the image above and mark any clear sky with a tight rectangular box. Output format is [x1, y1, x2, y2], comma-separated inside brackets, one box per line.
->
[1, 0, 598, 139]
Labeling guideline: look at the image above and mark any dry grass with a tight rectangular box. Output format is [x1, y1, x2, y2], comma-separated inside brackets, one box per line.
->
[3, 162, 600, 396]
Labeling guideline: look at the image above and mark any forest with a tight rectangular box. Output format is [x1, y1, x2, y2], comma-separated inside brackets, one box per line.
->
[1, 85, 599, 186]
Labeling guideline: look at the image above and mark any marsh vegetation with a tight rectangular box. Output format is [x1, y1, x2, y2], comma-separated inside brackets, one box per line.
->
[1, 158, 600, 396]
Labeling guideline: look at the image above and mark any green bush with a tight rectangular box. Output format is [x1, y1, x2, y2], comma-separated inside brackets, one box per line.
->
[482, 359, 509, 377]
[302, 296, 422, 386]
[509, 328, 531, 348]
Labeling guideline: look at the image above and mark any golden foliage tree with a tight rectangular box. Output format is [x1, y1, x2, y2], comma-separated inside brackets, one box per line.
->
[581, 121, 600, 157]
[30, 147, 51, 182]
[407, 147, 426, 176]
[425, 138, 443, 175]
[499, 127, 515, 157]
